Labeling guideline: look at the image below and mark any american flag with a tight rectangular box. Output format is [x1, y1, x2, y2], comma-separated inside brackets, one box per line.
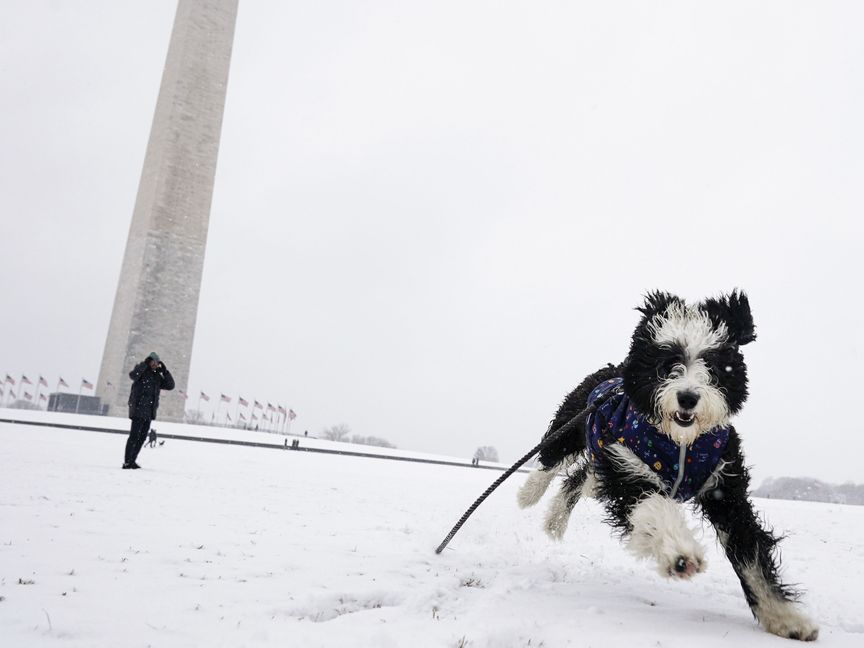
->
[221, 394, 231, 403]
[39, 375, 48, 387]
[278, 405, 286, 415]
[178, 389, 188, 399]
[58, 377, 69, 388]
[266, 402, 274, 411]
[21, 375, 32, 385]
[253, 400, 263, 410]
[81, 378, 94, 390]
[7, 389, 15, 399]
[106, 381, 113, 387]
[24, 392, 32, 400]
[288, 409, 297, 421]
[5, 374, 15, 385]
[39, 393, 47, 401]
[238, 396, 249, 407]
[251, 414, 258, 421]
[200, 391, 210, 401]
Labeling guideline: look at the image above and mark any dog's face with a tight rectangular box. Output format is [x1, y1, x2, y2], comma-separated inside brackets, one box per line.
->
[622, 291, 755, 445]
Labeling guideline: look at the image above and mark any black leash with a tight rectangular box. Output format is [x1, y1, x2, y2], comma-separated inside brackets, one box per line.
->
[434, 399, 601, 554]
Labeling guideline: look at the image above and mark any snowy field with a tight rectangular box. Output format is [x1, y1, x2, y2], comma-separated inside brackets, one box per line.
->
[1, 422, 862, 648]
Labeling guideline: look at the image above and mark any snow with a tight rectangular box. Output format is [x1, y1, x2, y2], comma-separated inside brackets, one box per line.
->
[0, 407, 509, 468]
[1, 420, 862, 647]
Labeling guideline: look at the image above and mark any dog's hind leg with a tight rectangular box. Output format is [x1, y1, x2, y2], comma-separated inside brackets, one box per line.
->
[544, 462, 593, 540]
[698, 429, 818, 641]
[517, 466, 558, 508]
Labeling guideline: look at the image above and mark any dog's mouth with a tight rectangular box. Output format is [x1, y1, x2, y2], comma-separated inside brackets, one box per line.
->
[673, 411, 696, 427]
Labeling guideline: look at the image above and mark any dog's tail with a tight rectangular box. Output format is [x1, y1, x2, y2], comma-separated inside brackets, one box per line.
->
[516, 467, 558, 508]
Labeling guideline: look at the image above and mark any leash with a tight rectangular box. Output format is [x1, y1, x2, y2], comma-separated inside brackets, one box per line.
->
[434, 398, 601, 554]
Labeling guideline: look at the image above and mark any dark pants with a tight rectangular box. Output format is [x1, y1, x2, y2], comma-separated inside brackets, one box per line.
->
[125, 418, 151, 465]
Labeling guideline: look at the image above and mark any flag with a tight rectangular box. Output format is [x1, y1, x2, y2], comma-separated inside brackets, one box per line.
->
[5, 374, 15, 385]
[238, 397, 249, 407]
[39, 375, 48, 387]
[266, 402, 274, 412]
[253, 400, 263, 410]
[251, 414, 258, 421]
[239, 412, 246, 421]
[178, 390, 188, 399]
[39, 393, 47, 401]
[21, 375, 32, 385]
[58, 377, 69, 388]
[106, 381, 113, 388]
[81, 378, 94, 390]
[24, 392, 32, 400]
[220, 394, 231, 403]
[200, 391, 210, 402]
[278, 405, 286, 415]
[288, 409, 297, 421]
[8, 389, 15, 399]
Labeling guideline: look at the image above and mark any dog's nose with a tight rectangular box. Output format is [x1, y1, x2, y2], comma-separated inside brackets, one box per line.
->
[677, 391, 700, 410]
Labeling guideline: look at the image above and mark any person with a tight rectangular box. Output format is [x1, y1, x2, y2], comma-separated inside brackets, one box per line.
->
[123, 352, 175, 469]
[148, 428, 158, 448]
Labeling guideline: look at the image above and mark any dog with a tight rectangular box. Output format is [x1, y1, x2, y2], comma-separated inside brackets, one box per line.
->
[517, 291, 818, 641]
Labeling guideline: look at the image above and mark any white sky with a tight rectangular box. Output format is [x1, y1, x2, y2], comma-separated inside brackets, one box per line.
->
[1, 1, 862, 483]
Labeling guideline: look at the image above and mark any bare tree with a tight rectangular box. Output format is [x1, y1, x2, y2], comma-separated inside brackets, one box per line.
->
[351, 434, 397, 449]
[322, 423, 351, 442]
[473, 446, 499, 463]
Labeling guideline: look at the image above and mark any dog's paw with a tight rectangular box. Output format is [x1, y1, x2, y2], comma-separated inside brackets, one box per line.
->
[543, 489, 574, 540]
[627, 492, 706, 579]
[517, 468, 556, 509]
[759, 602, 819, 641]
[661, 552, 706, 580]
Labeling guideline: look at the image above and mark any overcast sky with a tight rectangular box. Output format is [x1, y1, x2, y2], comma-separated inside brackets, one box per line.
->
[1, 1, 863, 484]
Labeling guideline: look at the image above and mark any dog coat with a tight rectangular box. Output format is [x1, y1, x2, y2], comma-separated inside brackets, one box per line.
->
[585, 378, 729, 502]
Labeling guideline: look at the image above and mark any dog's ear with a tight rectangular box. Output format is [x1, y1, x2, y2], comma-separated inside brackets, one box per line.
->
[637, 291, 683, 319]
[701, 290, 756, 346]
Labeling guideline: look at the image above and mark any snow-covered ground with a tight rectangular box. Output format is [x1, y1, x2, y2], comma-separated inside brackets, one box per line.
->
[0, 407, 507, 468]
[1, 421, 862, 648]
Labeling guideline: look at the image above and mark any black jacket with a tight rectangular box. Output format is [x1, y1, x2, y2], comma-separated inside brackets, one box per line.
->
[128, 361, 175, 420]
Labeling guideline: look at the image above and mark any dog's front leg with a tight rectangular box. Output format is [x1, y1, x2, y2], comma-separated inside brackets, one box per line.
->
[597, 445, 706, 579]
[697, 431, 818, 641]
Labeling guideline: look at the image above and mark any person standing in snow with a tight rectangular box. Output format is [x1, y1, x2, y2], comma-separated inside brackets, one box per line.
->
[123, 352, 174, 469]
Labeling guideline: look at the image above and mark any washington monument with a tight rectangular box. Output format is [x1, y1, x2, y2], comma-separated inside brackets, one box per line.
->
[97, 0, 238, 421]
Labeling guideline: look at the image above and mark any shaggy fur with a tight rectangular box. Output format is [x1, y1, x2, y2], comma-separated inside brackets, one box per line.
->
[517, 291, 818, 641]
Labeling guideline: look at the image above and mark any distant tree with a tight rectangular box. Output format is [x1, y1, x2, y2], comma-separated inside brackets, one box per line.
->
[10, 399, 39, 411]
[474, 446, 499, 463]
[351, 434, 396, 449]
[322, 423, 351, 442]
[184, 410, 207, 425]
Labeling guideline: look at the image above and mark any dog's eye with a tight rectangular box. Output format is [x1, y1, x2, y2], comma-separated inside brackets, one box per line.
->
[659, 358, 681, 377]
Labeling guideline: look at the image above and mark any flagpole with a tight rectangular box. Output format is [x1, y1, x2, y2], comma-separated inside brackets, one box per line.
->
[75, 382, 82, 414]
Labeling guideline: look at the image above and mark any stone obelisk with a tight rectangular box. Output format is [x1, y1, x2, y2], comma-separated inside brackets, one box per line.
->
[97, 0, 238, 421]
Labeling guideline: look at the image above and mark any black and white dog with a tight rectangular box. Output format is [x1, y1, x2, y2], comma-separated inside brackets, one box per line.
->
[518, 291, 818, 641]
